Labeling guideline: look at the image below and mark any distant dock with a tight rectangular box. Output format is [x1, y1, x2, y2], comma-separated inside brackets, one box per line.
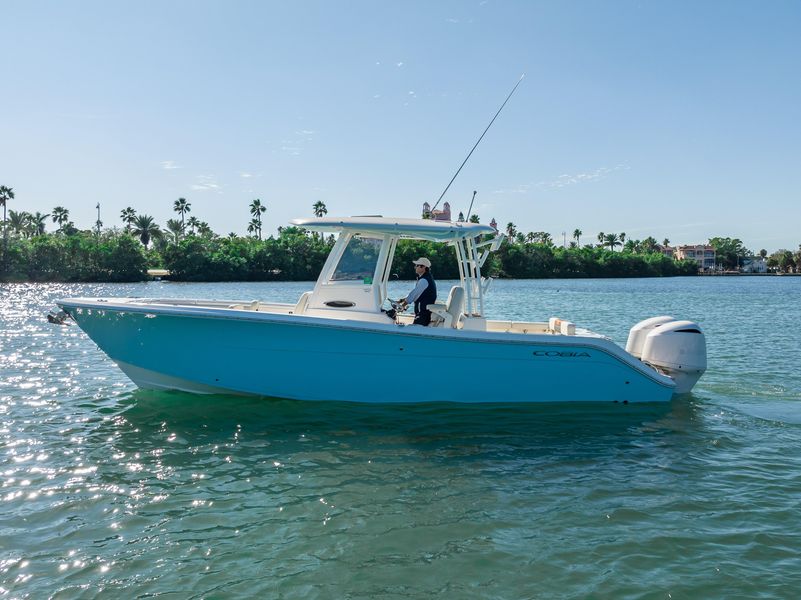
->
[147, 269, 170, 280]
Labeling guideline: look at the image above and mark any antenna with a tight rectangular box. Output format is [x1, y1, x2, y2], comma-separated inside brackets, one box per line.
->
[431, 74, 524, 213]
[467, 190, 477, 222]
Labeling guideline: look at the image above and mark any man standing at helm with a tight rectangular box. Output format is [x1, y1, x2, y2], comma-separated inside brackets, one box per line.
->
[399, 257, 437, 326]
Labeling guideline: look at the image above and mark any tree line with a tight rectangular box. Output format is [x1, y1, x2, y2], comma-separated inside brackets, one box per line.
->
[2, 185, 791, 283]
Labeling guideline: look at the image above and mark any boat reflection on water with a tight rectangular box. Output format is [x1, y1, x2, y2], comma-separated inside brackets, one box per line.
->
[106, 387, 686, 458]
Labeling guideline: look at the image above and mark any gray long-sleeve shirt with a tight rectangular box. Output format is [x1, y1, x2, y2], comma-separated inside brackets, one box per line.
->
[404, 278, 429, 304]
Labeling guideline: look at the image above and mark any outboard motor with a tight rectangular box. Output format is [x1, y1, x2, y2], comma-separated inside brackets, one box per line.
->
[639, 320, 707, 394]
[625, 316, 677, 358]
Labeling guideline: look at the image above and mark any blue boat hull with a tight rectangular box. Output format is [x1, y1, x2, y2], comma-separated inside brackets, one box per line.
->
[59, 302, 676, 403]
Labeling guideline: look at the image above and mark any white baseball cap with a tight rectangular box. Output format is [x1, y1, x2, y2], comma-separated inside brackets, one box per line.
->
[412, 257, 431, 268]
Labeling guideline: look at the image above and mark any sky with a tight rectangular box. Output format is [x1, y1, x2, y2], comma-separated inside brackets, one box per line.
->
[2, 0, 800, 252]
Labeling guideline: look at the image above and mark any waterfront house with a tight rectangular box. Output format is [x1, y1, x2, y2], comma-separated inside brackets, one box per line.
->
[656, 244, 675, 258]
[675, 245, 716, 271]
[741, 256, 768, 273]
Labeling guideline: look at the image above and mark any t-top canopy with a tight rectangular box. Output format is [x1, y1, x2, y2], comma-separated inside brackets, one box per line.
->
[290, 216, 496, 242]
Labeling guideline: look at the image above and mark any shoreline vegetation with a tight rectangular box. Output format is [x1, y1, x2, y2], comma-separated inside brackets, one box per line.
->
[2, 190, 799, 283]
[0, 229, 702, 283]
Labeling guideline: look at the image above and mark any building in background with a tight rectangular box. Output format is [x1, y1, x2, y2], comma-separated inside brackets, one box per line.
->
[421, 201, 451, 221]
[741, 256, 768, 273]
[675, 245, 716, 271]
[656, 244, 675, 258]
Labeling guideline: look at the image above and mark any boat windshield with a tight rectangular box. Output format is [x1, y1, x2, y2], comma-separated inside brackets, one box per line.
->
[331, 235, 383, 283]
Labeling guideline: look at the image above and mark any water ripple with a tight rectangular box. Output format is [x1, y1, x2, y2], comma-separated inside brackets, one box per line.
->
[2, 280, 801, 597]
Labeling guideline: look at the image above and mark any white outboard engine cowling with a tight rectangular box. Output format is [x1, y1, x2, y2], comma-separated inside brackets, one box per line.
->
[625, 316, 677, 359]
[639, 320, 707, 394]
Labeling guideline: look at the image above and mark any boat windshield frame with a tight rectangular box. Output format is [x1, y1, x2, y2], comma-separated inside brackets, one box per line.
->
[294, 216, 503, 317]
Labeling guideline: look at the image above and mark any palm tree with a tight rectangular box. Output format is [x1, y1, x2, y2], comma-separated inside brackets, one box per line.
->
[311, 201, 327, 242]
[187, 216, 200, 235]
[525, 232, 536, 244]
[165, 219, 184, 244]
[619, 232, 626, 245]
[505, 222, 517, 239]
[30, 212, 49, 235]
[573, 229, 582, 244]
[249, 199, 266, 240]
[196, 221, 213, 237]
[468, 214, 480, 223]
[132, 214, 161, 249]
[8, 210, 30, 237]
[312, 200, 327, 218]
[247, 218, 260, 237]
[120, 207, 137, 232]
[662, 238, 670, 247]
[52, 206, 70, 231]
[0, 185, 13, 220]
[597, 231, 605, 245]
[0, 186, 14, 264]
[173, 198, 191, 232]
[603, 232, 621, 251]
[642, 236, 658, 253]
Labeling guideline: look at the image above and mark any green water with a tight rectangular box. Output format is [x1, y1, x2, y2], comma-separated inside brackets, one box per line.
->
[2, 278, 800, 598]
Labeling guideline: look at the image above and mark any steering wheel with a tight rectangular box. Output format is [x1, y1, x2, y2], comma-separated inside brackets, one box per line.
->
[389, 299, 407, 312]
